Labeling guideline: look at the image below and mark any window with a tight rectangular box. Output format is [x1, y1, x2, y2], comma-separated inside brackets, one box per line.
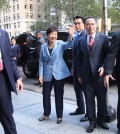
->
[9, 16, 11, 21]
[18, 22, 20, 28]
[17, 13, 20, 19]
[25, 13, 28, 18]
[38, 14, 41, 19]
[4, 16, 5, 22]
[24, 4, 28, 9]
[30, 4, 33, 11]
[30, 13, 33, 18]
[13, 5, 15, 12]
[13, 14, 16, 20]
[14, 23, 16, 28]
[17, 4, 19, 10]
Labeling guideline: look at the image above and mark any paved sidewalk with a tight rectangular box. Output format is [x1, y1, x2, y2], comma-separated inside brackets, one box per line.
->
[0, 89, 118, 134]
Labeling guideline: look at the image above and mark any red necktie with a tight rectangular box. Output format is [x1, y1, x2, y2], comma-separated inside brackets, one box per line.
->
[88, 36, 94, 49]
[0, 59, 3, 71]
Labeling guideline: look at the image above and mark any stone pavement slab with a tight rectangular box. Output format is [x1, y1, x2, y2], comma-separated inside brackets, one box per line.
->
[0, 90, 118, 134]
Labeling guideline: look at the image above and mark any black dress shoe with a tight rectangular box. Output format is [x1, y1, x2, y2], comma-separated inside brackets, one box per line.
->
[118, 129, 120, 134]
[39, 115, 49, 121]
[80, 116, 89, 122]
[86, 124, 96, 133]
[98, 122, 109, 130]
[57, 118, 62, 124]
[69, 111, 85, 115]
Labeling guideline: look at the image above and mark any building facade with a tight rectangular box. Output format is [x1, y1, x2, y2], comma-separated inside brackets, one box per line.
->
[0, 0, 45, 38]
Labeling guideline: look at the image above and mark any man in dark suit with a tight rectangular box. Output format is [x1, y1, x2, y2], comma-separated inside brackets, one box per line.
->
[0, 29, 23, 134]
[77, 17, 109, 133]
[104, 31, 120, 134]
[69, 16, 88, 122]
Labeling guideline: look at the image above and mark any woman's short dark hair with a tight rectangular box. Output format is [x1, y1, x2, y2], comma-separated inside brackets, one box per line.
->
[46, 26, 58, 35]
[11, 37, 16, 41]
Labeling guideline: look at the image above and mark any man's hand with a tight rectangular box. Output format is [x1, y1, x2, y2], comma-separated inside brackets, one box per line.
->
[98, 67, 104, 76]
[104, 75, 115, 87]
[16, 78, 23, 91]
[78, 77, 83, 84]
[39, 77, 43, 85]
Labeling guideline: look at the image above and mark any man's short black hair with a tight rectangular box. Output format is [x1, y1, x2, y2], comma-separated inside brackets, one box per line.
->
[36, 31, 41, 34]
[73, 16, 85, 24]
[85, 17, 97, 24]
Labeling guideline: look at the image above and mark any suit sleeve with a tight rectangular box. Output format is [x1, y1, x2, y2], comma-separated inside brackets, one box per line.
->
[101, 35, 110, 68]
[76, 39, 83, 78]
[39, 45, 44, 78]
[61, 40, 74, 51]
[6, 32, 21, 80]
[104, 34, 119, 75]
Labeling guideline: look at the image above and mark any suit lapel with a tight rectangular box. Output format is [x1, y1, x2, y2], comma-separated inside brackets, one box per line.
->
[45, 43, 51, 58]
[83, 35, 90, 54]
[45, 41, 58, 58]
[91, 33, 99, 54]
[0, 32, 3, 50]
[51, 41, 58, 55]
[73, 30, 86, 50]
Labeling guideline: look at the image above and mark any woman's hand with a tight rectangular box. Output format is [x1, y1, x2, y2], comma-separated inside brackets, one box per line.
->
[68, 25, 76, 40]
[39, 77, 43, 84]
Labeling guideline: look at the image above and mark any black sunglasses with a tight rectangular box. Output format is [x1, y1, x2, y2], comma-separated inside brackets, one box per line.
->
[74, 22, 81, 25]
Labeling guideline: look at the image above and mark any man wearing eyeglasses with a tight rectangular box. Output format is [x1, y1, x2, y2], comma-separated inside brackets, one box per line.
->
[69, 16, 88, 122]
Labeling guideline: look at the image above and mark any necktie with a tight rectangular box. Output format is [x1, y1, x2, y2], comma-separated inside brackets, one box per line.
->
[0, 59, 3, 71]
[0, 49, 3, 71]
[88, 36, 94, 49]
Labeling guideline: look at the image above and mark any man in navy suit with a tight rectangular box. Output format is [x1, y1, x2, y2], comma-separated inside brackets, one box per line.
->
[104, 31, 120, 134]
[69, 16, 88, 121]
[77, 17, 109, 132]
[0, 29, 23, 134]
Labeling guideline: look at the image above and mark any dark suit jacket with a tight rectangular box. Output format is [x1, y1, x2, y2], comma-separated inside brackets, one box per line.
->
[104, 31, 120, 77]
[77, 33, 109, 82]
[0, 29, 21, 94]
[72, 30, 87, 77]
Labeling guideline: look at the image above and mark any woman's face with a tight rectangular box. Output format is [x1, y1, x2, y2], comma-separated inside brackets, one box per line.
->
[47, 31, 57, 44]
[11, 39, 16, 45]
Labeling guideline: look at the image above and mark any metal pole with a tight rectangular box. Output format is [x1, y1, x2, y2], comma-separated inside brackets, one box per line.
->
[103, 0, 108, 36]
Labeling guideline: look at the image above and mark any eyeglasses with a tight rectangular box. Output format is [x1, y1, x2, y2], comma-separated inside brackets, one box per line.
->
[74, 22, 81, 25]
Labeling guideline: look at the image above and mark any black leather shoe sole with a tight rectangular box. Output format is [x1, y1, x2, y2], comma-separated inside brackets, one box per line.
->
[98, 123, 109, 130]
[69, 112, 85, 115]
[80, 116, 89, 122]
[86, 124, 96, 133]
[57, 119, 62, 124]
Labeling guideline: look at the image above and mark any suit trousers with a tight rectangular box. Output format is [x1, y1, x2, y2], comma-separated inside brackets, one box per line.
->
[116, 76, 120, 129]
[84, 75, 107, 124]
[43, 76, 65, 118]
[73, 76, 85, 113]
[0, 70, 17, 134]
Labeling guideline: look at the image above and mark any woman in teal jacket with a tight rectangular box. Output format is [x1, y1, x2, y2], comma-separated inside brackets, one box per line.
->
[39, 26, 75, 124]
